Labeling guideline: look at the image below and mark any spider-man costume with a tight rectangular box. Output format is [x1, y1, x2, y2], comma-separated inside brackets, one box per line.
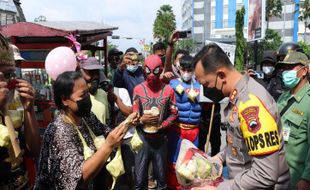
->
[132, 55, 178, 190]
[167, 78, 202, 190]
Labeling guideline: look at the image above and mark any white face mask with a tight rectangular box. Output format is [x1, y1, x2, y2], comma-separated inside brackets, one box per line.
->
[181, 72, 193, 82]
[262, 66, 275, 76]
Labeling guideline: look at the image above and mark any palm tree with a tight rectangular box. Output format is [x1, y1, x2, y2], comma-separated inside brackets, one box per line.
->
[153, 5, 176, 44]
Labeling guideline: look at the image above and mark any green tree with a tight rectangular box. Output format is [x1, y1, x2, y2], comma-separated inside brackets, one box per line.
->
[298, 0, 310, 41]
[108, 41, 118, 51]
[175, 39, 196, 54]
[247, 29, 282, 65]
[266, 0, 283, 29]
[34, 15, 47, 22]
[153, 5, 176, 45]
[261, 29, 282, 51]
[235, 7, 246, 71]
[298, 41, 310, 57]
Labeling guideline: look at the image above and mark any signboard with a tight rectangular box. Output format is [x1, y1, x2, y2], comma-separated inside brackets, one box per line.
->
[247, 0, 266, 41]
[205, 40, 236, 65]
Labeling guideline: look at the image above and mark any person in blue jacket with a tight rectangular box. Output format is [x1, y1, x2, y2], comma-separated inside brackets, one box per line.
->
[113, 47, 144, 101]
[167, 55, 202, 189]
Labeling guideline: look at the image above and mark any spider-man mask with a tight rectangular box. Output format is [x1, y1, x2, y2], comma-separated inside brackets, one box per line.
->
[144, 55, 163, 89]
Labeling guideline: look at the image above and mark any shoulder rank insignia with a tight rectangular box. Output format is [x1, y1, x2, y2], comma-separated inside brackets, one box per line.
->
[230, 89, 238, 101]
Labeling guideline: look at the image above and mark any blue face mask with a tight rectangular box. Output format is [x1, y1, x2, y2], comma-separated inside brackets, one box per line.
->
[127, 65, 139, 73]
[282, 69, 301, 89]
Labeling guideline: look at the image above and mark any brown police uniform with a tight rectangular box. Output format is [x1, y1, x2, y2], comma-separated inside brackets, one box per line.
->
[217, 75, 290, 190]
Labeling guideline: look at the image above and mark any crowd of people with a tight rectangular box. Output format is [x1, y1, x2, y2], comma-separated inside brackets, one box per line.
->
[0, 30, 309, 190]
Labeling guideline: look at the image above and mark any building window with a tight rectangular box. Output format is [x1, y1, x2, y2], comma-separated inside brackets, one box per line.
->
[223, 5, 228, 15]
[223, 19, 229, 28]
[211, 6, 216, 15]
[211, 21, 215, 29]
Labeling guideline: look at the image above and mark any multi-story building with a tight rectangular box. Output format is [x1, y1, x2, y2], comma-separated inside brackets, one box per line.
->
[0, 0, 26, 26]
[182, 0, 309, 47]
[182, 0, 212, 49]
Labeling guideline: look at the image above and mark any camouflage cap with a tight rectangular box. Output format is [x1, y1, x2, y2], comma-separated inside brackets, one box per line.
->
[0, 34, 15, 66]
[277, 51, 309, 66]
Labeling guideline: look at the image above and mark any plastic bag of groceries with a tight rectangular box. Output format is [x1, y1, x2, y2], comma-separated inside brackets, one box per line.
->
[176, 139, 223, 189]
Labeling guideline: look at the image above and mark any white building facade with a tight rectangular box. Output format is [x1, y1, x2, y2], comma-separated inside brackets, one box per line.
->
[182, 0, 309, 46]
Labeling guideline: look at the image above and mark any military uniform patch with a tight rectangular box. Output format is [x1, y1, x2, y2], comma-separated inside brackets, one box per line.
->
[241, 106, 261, 133]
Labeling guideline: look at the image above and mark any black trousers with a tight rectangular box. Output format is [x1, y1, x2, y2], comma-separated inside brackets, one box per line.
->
[198, 116, 221, 156]
[134, 130, 167, 190]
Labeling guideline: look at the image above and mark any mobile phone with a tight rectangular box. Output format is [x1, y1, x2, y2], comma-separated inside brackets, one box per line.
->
[7, 79, 17, 90]
[178, 30, 191, 38]
[255, 71, 264, 79]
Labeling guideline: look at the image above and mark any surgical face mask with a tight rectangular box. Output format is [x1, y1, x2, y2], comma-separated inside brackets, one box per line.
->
[203, 75, 225, 103]
[282, 70, 300, 89]
[181, 72, 193, 82]
[75, 94, 92, 118]
[262, 66, 275, 76]
[282, 67, 304, 89]
[127, 64, 139, 73]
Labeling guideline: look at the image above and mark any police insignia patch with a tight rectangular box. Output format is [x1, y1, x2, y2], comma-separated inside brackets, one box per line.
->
[241, 106, 261, 133]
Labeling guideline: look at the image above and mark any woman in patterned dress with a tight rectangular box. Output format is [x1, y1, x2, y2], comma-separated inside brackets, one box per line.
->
[34, 71, 136, 190]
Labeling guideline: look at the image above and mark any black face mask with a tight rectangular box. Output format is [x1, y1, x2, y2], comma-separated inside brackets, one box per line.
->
[89, 79, 99, 95]
[203, 75, 225, 103]
[75, 94, 92, 118]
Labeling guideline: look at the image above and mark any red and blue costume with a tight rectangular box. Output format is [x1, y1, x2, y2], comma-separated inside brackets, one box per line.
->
[132, 55, 178, 190]
[167, 78, 202, 189]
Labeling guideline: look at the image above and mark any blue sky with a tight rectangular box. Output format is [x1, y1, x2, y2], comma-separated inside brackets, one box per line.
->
[21, 0, 182, 52]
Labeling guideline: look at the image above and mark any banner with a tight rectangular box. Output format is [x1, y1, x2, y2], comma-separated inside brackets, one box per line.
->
[247, 0, 266, 41]
[205, 40, 236, 65]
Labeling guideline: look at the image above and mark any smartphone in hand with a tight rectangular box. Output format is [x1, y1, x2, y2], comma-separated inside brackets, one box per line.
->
[177, 30, 191, 38]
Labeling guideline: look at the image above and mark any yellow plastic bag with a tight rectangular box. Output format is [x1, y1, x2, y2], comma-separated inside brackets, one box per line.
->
[0, 124, 10, 147]
[106, 146, 125, 189]
[130, 129, 143, 153]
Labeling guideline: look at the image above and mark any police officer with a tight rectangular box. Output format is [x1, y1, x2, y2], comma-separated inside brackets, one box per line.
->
[193, 43, 290, 190]
[277, 52, 310, 190]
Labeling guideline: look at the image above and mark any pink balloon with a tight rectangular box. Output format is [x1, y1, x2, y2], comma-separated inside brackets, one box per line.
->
[45, 46, 77, 80]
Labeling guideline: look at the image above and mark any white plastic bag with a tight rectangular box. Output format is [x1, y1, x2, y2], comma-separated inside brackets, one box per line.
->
[176, 139, 223, 189]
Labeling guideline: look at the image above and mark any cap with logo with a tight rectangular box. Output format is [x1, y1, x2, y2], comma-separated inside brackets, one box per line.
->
[277, 52, 309, 66]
